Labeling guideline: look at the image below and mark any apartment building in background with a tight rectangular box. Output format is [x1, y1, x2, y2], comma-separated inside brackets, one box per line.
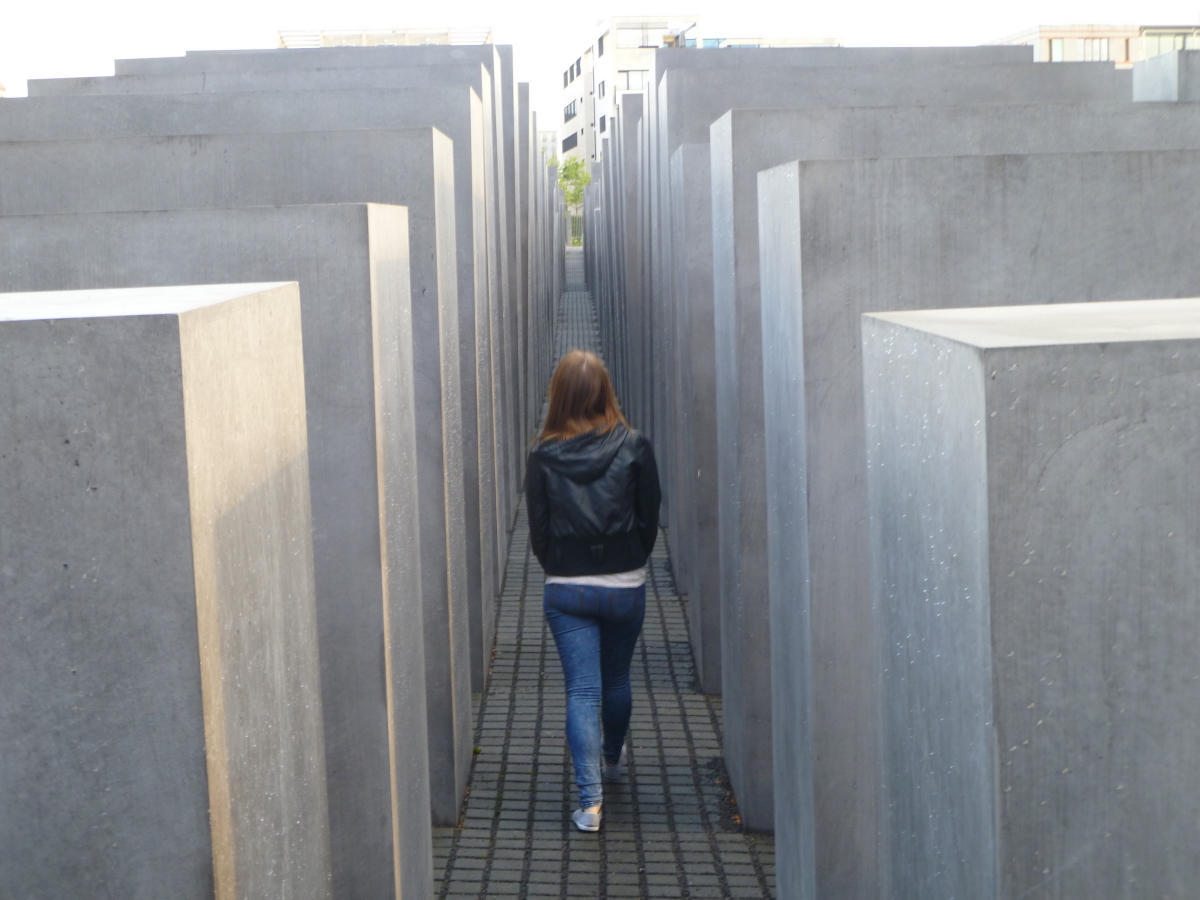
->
[557, 17, 840, 162]
[993, 24, 1200, 66]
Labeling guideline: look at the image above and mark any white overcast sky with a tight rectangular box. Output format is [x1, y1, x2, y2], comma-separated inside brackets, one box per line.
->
[3, 0, 1199, 123]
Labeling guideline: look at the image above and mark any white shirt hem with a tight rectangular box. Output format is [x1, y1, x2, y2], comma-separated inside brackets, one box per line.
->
[545, 567, 647, 589]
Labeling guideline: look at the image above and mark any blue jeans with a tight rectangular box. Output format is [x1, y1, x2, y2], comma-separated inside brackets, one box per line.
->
[543, 582, 646, 809]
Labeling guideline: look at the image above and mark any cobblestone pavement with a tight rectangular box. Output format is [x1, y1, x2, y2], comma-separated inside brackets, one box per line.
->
[433, 250, 776, 898]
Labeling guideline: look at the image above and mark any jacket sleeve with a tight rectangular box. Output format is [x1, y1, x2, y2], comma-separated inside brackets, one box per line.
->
[635, 434, 662, 558]
[525, 450, 551, 568]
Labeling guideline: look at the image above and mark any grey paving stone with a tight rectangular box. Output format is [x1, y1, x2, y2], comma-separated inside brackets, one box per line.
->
[435, 258, 774, 897]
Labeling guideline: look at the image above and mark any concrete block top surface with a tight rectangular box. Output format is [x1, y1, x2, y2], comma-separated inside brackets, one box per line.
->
[0, 281, 295, 319]
[867, 297, 1200, 348]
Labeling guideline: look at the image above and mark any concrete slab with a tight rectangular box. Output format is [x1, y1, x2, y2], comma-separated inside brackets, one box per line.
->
[707, 99, 1200, 870]
[0, 125, 469, 825]
[650, 60, 1132, 565]
[863, 298, 1200, 900]
[29, 47, 523, 527]
[652, 62, 1136, 740]
[0, 283, 330, 900]
[758, 149, 1200, 899]
[667, 142, 720, 696]
[0, 87, 502, 691]
[496, 45, 522, 518]
[0, 205, 435, 898]
[1133, 49, 1200, 100]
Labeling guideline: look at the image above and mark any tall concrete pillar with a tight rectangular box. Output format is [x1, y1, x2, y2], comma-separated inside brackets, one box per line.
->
[758, 148, 1200, 899]
[864, 299, 1200, 900]
[0, 283, 330, 900]
[0, 125, 472, 829]
[0, 204, 435, 899]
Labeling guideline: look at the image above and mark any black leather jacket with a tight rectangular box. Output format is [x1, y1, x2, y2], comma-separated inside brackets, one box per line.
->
[525, 424, 661, 576]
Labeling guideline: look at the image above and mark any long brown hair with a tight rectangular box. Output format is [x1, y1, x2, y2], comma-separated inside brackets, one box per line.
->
[537, 349, 629, 444]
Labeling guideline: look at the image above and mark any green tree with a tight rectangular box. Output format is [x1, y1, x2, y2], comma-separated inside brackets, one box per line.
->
[556, 156, 591, 215]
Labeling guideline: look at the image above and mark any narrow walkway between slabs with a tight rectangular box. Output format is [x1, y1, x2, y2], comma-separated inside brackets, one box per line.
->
[434, 249, 777, 899]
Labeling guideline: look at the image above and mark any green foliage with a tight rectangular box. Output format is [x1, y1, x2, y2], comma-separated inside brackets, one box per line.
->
[557, 156, 591, 214]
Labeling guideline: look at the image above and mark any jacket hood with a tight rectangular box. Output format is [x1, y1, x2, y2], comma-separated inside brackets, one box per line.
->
[534, 425, 629, 484]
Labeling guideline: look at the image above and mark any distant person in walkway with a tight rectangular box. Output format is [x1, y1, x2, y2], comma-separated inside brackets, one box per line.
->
[525, 349, 661, 833]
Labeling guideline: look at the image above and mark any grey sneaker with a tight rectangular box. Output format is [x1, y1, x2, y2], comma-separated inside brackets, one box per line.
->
[572, 807, 602, 832]
[602, 743, 627, 781]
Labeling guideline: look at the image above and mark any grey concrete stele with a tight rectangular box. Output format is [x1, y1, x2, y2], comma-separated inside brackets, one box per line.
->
[26, 42, 528, 544]
[1133, 48, 1200, 100]
[0, 283, 330, 900]
[0, 84, 503, 691]
[863, 299, 1200, 900]
[757, 148, 1200, 900]
[0, 204, 435, 899]
[0, 125, 472, 828]
[625, 56, 1134, 835]
[706, 98, 1200, 898]
[680, 55, 1133, 836]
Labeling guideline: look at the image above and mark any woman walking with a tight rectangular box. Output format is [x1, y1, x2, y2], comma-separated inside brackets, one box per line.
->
[525, 349, 661, 833]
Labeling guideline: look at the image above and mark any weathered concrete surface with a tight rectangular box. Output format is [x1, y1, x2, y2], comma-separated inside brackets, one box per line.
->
[0, 126, 471, 827]
[708, 98, 1200, 869]
[863, 299, 1200, 900]
[1133, 49, 1200, 100]
[496, 45, 523, 516]
[0, 87, 501, 691]
[656, 67, 1134, 826]
[0, 205, 434, 899]
[756, 183, 815, 900]
[667, 142, 721, 696]
[757, 150, 1200, 900]
[0, 283, 330, 900]
[26, 46, 525, 529]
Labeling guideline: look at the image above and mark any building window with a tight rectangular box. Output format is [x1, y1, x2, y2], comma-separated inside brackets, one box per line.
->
[617, 25, 668, 49]
[1083, 38, 1109, 61]
[564, 101, 577, 122]
[1144, 32, 1194, 58]
[576, 59, 582, 77]
[563, 71, 569, 88]
[598, 80, 605, 99]
[617, 69, 649, 91]
[600, 115, 606, 133]
[703, 38, 722, 49]
[598, 34, 605, 56]
[1049, 38, 1064, 62]
[562, 133, 578, 152]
